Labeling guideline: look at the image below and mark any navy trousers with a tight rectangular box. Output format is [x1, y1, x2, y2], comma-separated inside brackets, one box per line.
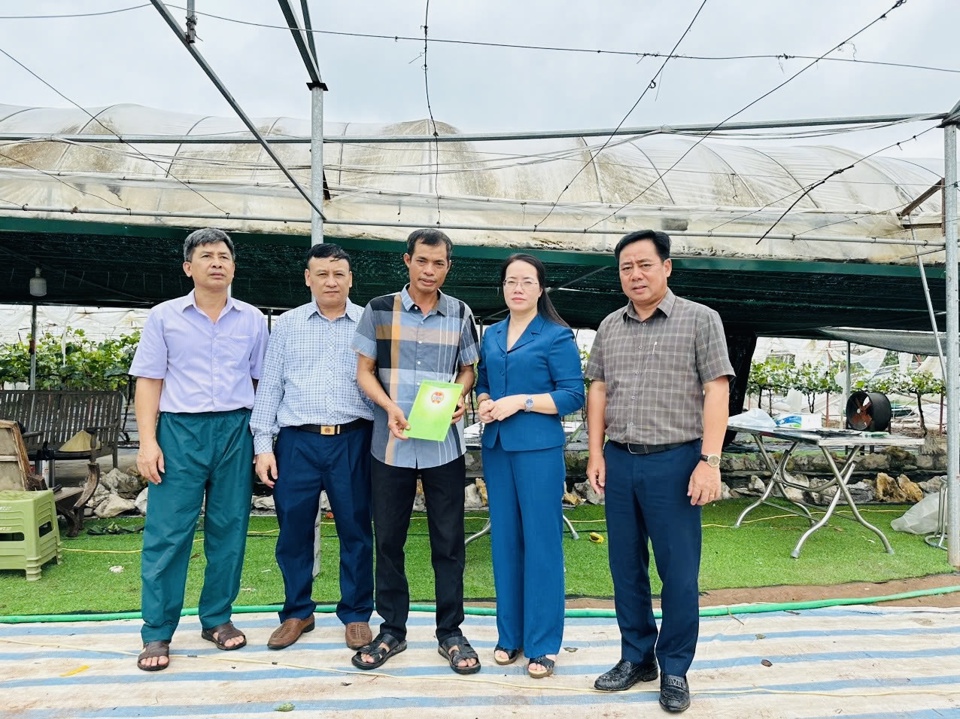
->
[603, 440, 702, 677]
[273, 424, 373, 625]
[370, 455, 466, 643]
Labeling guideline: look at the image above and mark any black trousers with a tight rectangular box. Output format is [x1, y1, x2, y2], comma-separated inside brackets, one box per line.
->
[370, 455, 466, 643]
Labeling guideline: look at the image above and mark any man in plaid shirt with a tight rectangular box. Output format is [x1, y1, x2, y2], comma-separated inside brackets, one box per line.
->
[585, 230, 734, 713]
[351, 229, 482, 675]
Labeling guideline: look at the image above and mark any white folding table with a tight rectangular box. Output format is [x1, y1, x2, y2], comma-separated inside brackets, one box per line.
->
[729, 424, 923, 558]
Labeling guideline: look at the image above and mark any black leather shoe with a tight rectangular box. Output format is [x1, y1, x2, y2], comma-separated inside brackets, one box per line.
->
[594, 659, 659, 691]
[659, 674, 691, 713]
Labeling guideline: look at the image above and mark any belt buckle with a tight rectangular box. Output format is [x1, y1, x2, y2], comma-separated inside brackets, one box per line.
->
[320, 425, 337, 436]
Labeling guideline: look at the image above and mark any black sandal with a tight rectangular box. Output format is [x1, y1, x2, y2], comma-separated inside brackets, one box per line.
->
[493, 645, 520, 666]
[438, 635, 481, 675]
[351, 632, 407, 670]
[527, 655, 555, 679]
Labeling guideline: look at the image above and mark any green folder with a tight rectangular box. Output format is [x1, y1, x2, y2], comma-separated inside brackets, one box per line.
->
[404, 380, 464, 441]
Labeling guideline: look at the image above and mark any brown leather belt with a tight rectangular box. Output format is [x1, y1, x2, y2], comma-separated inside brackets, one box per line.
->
[294, 419, 371, 436]
[607, 440, 691, 455]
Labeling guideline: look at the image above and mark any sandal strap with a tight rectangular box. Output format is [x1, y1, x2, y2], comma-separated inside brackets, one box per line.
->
[440, 635, 479, 661]
[365, 632, 401, 659]
[209, 621, 243, 643]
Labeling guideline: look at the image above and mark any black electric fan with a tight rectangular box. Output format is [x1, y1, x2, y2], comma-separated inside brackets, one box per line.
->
[845, 391, 892, 432]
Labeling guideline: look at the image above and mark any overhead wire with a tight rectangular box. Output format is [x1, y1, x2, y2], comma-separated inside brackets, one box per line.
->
[0, 149, 132, 211]
[0, 45, 231, 216]
[534, 0, 711, 229]
[706, 124, 941, 234]
[160, 6, 960, 77]
[754, 125, 938, 243]
[583, 0, 912, 232]
[421, 0, 441, 222]
[0, 4, 150, 20]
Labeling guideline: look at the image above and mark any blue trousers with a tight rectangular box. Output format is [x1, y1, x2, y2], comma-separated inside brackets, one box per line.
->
[273, 425, 373, 625]
[141, 409, 253, 643]
[482, 440, 565, 658]
[603, 440, 702, 677]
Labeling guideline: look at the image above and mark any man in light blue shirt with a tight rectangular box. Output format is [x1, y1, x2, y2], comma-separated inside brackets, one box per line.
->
[250, 243, 375, 652]
[130, 228, 268, 672]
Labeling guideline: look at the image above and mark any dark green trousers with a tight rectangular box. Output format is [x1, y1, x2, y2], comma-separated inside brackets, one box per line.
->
[140, 409, 253, 643]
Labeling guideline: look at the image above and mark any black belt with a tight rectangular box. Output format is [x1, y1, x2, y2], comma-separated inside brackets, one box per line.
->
[293, 418, 371, 436]
[607, 440, 692, 455]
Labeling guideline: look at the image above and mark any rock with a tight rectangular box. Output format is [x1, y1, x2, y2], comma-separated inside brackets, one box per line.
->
[574, 480, 604, 505]
[883, 446, 914, 464]
[919, 476, 945, 493]
[412, 480, 426, 512]
[719, 482, 733, 501]
[464, 450, 481, 473]
[806, 486, 835, 506]
[135, 487, 148, 515]
[253, 495, 275, 511]
[464, 482, 483, 510]
[875, 472, 923, 503]
[89, 482, 111, 508]
[95, 493, 137, 518]
[782, 483, 806, 505]
[564, 451, 588, 478]
[896, 474, 924, 503]
[475, 477, 488, 505]
[562, 490, 583, 506]
[847, 481, 875, 504]
[920, 435, 946, 456]
[858, 453, 889, 471]
[747, 475, 766, 495]
[99, 468, 127, 493]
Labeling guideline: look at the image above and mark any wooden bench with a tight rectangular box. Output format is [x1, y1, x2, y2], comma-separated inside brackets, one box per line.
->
[0, 419, 99, 537]
[0, 390, 125, 472]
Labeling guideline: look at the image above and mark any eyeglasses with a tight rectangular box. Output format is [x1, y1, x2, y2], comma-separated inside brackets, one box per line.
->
[502, 279, 539, 291]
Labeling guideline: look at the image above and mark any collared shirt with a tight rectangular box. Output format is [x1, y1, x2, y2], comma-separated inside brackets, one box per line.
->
[352, 286, 480, 469]
[129, 290, 268, 414]
[585, 289, 734, 445]
[249, 298, 374, 454]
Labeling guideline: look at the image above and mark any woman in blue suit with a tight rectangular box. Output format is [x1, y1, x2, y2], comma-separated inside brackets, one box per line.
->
[475, 253, 585, 679]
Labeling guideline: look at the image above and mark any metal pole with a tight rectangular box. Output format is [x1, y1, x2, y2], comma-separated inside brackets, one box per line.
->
[845, 340, 852, 403]
[311, 84, 324, 246]
[943, 123, 959, 568]
[29, 303, 37, 390]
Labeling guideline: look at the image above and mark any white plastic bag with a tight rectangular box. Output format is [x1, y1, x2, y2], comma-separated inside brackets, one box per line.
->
[890, 492, 941, 535]
[728, 408, 777, 431]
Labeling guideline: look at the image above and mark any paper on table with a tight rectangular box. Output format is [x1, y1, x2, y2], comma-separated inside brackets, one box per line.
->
[404, 380, 464, 441]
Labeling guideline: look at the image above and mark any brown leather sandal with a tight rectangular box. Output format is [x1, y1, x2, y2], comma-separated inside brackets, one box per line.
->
[137, 640, 170, 671]
[201, 621, 247, 650]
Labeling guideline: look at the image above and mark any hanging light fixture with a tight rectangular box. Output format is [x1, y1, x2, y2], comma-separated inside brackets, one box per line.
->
[29, 267, 47, 297]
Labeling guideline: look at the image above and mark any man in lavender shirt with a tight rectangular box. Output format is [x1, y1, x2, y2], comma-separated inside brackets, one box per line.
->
[129, 228, 268, 672]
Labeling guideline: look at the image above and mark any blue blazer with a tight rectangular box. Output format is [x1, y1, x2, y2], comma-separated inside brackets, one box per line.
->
[475, 314, 585, 452]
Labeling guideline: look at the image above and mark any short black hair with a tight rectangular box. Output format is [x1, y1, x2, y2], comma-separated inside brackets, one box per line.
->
[183, 228, 235, 262]
[304, 243, 351, 270]
[614, 230, 670, 262]
[406, 228, 453, 261]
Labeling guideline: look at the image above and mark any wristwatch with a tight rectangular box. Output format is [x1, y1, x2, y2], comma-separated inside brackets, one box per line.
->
[700, 453, 721, 468]
[523, 396, 534, 412]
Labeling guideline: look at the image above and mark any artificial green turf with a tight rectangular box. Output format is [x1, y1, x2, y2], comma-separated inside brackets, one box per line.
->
[0, 500, 955, 617]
